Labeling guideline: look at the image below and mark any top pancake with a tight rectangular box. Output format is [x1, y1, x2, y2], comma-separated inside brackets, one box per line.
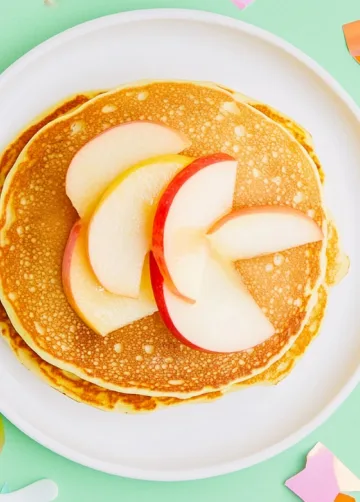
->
[0, 90, 340, 414]
[0, 80, 327, 398]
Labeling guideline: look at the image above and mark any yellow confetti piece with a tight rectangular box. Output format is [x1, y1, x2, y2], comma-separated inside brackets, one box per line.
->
[0, 417, 4, 454]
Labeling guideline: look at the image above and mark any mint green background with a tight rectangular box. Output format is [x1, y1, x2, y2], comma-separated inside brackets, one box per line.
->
[0, 0, 360, 500]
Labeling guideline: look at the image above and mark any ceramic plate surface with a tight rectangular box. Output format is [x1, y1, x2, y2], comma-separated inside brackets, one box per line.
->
[0, 9, 359, 481]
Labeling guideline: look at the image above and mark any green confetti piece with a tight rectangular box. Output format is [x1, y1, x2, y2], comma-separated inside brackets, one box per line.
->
[0, 483, 9, 494]
[0, 416, 4, 454]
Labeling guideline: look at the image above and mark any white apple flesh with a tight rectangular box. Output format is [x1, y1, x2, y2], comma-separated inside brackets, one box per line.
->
[207, 206, 323, 260]
[150, 253, 274, 353]
[152, 153, 238, 303]
[87, 155, 192, 298]
[62, 221, 157, 336]
[66, 121, 191, 217]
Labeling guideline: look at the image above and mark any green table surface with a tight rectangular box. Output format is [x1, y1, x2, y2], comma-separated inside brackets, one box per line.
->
[0, 0, 360, 500]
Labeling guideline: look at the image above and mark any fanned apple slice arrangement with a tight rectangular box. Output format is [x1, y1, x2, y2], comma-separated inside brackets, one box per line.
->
[63, 121, 324, 353]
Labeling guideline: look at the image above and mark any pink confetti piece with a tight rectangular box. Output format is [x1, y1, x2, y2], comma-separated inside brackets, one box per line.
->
[232, 0, 255, 10]
[286, 447, 339, 502]
[285, 443, 360, 502]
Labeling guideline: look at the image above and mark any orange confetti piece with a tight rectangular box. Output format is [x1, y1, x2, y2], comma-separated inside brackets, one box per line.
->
[335, 494, 355, 502]
[343, 20, 360, 63]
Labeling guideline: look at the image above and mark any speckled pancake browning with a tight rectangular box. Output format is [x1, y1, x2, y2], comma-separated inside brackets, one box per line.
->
[0, 87, 347, 411]
[0, 284, 327, 412]
[0, 81, 331, 398]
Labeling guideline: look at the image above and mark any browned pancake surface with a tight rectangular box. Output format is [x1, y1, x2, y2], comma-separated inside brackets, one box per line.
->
[0, 88, 343, 411]
[0, 284, 327, 412]
[0, 81, 326, 397]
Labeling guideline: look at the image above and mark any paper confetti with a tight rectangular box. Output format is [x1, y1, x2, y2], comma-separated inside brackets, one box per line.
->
[335, 495, 355, 502]
[343, 20, 360, 64]
[0, 420, 9, 496]
[286, 443, 360, 502]
[0, 480, 58, 501]
[0, 417, 4, 454]
[0, 417, 57, 500]
[0, 484, 9, 495]
[231, 0, 255, 10]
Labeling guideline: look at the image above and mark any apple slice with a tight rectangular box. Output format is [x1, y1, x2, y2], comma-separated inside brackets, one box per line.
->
[207, 206, 323, 260]
[150, 253, 274, 353]
[88, 154, 192, 298]
[62, 221, 157, 336]
[152, 153, 238, 303]
[66, 121, 191, 217]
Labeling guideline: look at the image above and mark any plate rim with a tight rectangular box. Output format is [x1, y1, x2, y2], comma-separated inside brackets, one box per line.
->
[0, 7, 359, 481]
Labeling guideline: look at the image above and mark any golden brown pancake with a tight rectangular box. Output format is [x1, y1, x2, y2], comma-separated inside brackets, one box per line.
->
[224, 87, 325, 184]
[0, 87, 345, 411]
[0, 92, 104, 188]
[0, 302, 224, 412]
[0, 92, 225, 412]
[0, 81, 329, 399]
[0, 285, 325, 412]
[241, 284, 328, 387]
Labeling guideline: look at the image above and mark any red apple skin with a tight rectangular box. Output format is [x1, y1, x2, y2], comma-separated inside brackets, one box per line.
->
[151, 153, 236, 304]
[62, 221, 82, 314]
[62, 220, 103, 334]
[151, 252, 273, 355]
[149, 252, 214, 352]
[207, 205, 324, 238]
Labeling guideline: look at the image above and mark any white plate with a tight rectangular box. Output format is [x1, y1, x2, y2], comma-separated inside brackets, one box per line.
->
[0, 9, 359, 482]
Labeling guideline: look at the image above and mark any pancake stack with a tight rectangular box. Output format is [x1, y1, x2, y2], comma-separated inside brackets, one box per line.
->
[0, 81, 348, 412]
